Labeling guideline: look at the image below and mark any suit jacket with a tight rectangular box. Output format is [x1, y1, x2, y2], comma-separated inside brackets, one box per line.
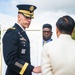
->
[43, 39, 52, 45]
[42, 34, 75, 75]
[3, 23, 34, 75]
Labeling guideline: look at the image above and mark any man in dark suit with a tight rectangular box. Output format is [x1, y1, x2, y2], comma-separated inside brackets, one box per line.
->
[3, 4, 41, 75]
[42, 23, 53, 45]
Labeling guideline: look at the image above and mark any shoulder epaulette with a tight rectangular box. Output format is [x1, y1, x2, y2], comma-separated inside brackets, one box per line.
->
[8, 27, 16, 30]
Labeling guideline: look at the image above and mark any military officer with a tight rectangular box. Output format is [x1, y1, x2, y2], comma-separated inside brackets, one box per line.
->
[3, 4, 41, 75]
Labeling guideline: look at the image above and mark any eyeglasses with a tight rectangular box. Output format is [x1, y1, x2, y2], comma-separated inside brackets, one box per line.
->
[43, 31, 51, 33]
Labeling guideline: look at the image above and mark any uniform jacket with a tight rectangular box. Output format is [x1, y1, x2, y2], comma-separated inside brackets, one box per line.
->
[42, 34, 75, 75]
[3, 23, 34, 75]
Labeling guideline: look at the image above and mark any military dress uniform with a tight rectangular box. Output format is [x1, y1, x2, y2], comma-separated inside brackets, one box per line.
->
[2, 4, 37, 75]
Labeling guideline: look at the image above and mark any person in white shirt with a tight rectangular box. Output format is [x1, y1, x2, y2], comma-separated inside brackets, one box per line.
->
[41, 15, 75, 75]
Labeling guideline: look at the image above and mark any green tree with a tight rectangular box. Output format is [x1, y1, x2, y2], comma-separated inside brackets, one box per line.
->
[0, 30, 1, 35]
[72, 26, 75, 40]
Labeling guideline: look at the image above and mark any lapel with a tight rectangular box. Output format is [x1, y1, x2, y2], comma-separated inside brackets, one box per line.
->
[13, 23, 29, 41]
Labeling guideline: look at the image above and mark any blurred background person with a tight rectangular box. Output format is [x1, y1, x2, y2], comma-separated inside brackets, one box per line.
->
[42, 23, 53, 45]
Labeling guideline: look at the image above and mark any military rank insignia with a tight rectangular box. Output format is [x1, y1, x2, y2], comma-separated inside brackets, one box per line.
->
[21, 49, 26, 54]
[29, 6, 34, 12]
[9, 27, 16, 30]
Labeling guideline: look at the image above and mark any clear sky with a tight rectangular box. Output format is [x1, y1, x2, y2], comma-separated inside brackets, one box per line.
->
[0, 0, 75, 39]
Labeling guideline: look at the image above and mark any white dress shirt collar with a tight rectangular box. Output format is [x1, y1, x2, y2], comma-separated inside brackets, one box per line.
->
[16, 23, 25, 31]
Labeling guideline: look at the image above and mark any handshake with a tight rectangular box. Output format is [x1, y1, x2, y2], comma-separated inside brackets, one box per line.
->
[33, 66, 41, 73]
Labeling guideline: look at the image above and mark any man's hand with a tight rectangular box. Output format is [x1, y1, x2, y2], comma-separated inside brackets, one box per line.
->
[33, 66, 41, 73]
